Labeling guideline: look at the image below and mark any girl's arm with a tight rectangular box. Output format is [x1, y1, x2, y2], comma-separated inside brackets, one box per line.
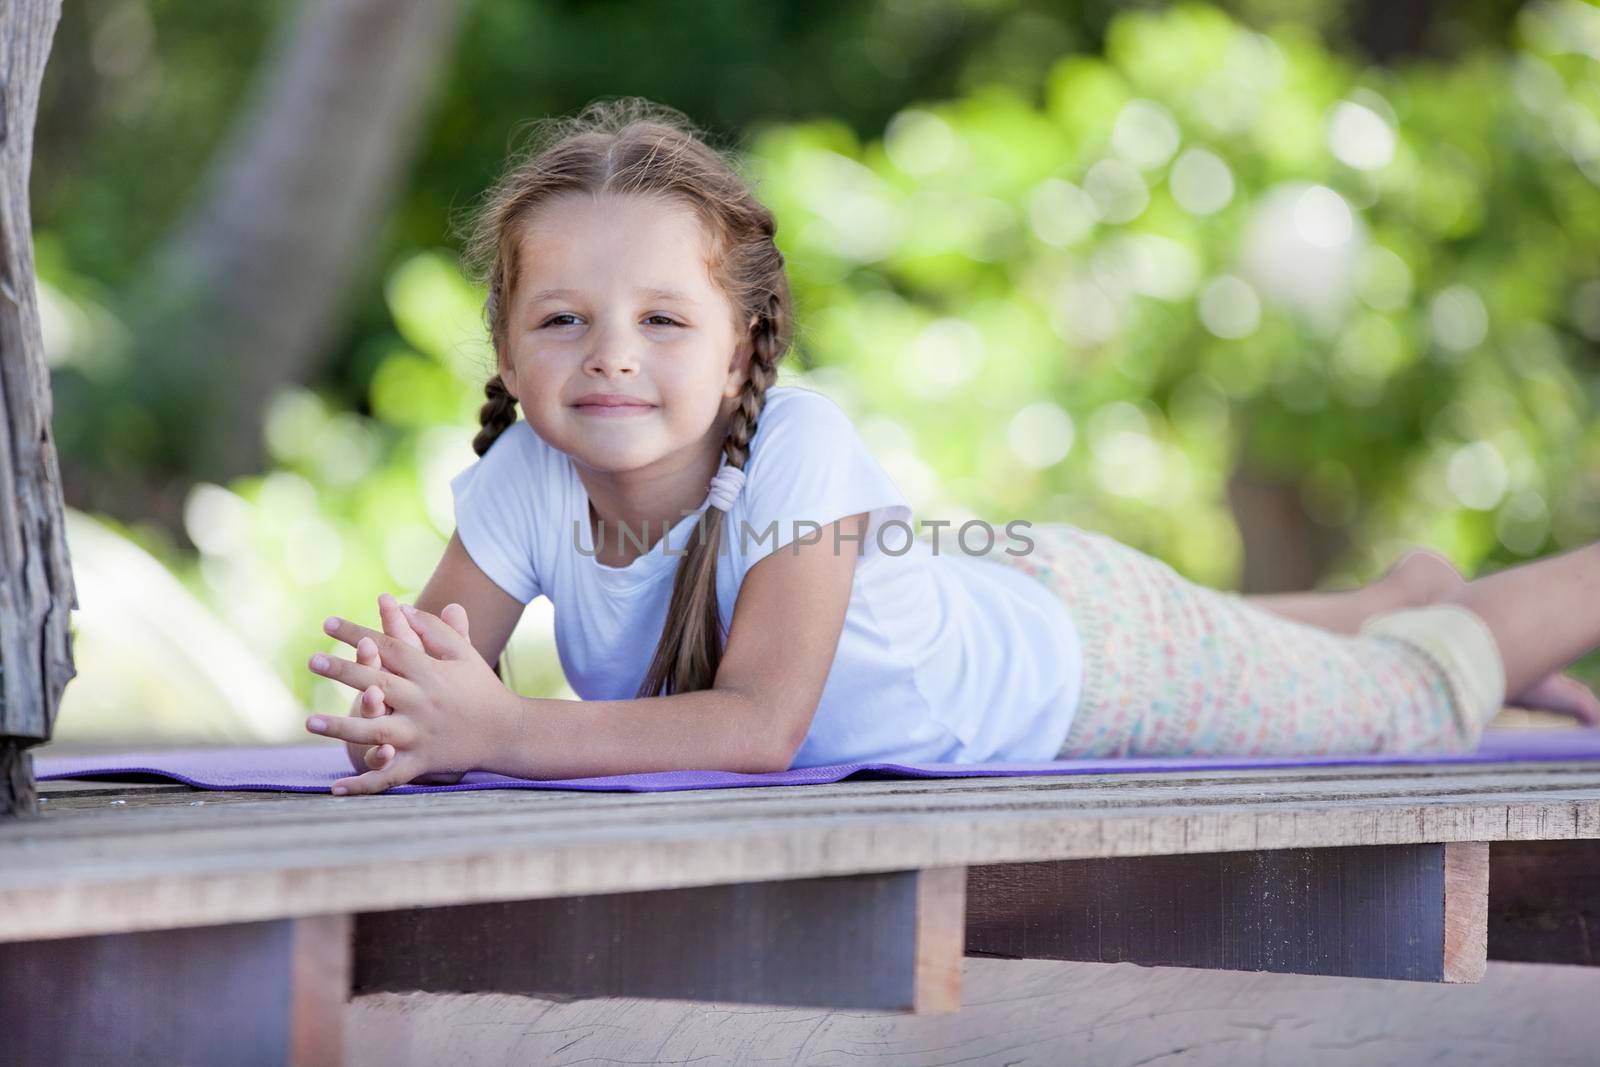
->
[479, 512, 869, 779]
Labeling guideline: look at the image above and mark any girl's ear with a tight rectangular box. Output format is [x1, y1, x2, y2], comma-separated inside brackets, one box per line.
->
[723, 314, 758, 399]
[497, 349, 520, 399]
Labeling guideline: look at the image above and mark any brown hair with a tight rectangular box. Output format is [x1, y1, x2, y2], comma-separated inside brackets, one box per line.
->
[459, 97, 794, 698]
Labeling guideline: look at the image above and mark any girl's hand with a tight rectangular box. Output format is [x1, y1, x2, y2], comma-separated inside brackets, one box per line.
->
[306, 602, 517, 795]
[348, 593, 470, 786]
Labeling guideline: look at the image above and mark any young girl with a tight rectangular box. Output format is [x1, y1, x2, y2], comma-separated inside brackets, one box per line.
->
[304, 97, 1600, 796]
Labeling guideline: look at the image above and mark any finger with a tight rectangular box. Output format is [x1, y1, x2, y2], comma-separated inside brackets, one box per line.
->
[321, 616, 428, 676]
[356, 640, 401, 718]
[378, 592, 424, 650]
[305, 711, 417, 748]
[331, 761, 412, 796]
[359, 682, 387, 718]
[440, 602, 471, 641]
[400, 603, 472, 660]
[308, 651, 420, 707]
[364, 743, 396, 770]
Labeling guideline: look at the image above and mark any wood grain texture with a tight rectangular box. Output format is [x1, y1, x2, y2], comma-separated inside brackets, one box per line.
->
[1488, 839, 1600, 966]
[0, 913, 349, 1065]
[915, 865, 965, 1012]
[292, 913, 352, 1067]
[342, 957, 1600, 1066]
[1443, 841, 1488, 982]
[7, 762, 1600, 942]
[0, 742, 33, 816]
[354, 867, 964, 1013]
[965, 842, 1488, 982]
[0, 0, 72, 816]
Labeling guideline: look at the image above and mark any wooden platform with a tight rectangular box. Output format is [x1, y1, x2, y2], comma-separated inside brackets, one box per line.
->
[5, 756, 1600, 1063]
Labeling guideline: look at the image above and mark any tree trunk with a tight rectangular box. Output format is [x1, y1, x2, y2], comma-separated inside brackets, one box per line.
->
[0, 0, 71, 819]
[64, 0, 468, 537]
[1226, 463, 1348, 595]
[1351, 0, 1440, 63]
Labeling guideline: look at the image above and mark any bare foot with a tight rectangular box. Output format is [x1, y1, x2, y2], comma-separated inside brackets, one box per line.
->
[1510, 674, 1600, 725]
[1381, 546, 1600, 725]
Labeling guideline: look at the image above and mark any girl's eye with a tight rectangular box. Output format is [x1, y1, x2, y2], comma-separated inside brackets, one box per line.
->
[539, 314, 681, 328]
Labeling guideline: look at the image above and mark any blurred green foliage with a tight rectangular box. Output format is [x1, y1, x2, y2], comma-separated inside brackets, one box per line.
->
[34, 0, 1600, 720]
[757, 1, 1600, 589]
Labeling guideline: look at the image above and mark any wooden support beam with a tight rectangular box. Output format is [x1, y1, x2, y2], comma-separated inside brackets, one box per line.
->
[355, 867, 965, 1013]
[966, 842, 1488, 983]
[1488, 839, 1600, 965]
[0, 913, 350, 1065]
[0, 0, 72, 821]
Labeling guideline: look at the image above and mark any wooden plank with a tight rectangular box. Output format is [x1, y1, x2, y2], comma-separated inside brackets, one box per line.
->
[26, 765, 1600, 846]
[0, 913, 349, 1065]
[27, 755, 1600, 842]
[354, 867, 964, 1013]
[1488, 839, 1600, 965]
[340, 956, 1600, 1066]
[965, 842, 1489, 983]
[19, 766, 1600, 873]
[6, 766, 1600, 943]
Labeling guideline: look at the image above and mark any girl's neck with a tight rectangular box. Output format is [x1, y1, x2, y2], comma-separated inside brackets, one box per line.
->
[576, 434, 726, 567]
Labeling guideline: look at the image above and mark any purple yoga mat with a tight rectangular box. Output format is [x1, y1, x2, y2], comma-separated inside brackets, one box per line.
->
[32, 727, 1600, 795]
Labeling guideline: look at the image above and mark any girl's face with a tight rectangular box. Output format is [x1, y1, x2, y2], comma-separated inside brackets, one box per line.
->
[499, 191, 751, 478]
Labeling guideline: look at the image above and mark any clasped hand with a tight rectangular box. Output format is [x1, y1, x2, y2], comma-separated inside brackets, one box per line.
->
[305, 593, 513, 794]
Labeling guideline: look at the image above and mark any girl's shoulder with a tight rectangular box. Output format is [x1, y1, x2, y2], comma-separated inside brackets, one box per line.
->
[737, 384, 910, 541]
[747, 385, 859, 459]
[758, 383, 847, 419]
[452, 418, 563, 515]
[476, 418, 559, 478]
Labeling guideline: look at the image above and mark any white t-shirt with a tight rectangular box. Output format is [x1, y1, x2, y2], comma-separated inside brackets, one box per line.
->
[449, 385, 1082, 767]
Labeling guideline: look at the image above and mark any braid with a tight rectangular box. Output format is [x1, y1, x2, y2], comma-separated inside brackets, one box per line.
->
[471, 367, 518, 686]
[472, 374, 518, 457]
[722, 300, 781, 472]
[634, 295, 785, 700]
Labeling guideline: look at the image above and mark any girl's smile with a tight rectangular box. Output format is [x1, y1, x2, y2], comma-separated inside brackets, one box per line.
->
[571, 391, 658, 416]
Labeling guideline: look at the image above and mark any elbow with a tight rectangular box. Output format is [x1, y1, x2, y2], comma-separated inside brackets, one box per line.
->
[765, 693, 825, 772]
[763, 712, 812, 773]
[744, 728, 797, 775]
[723, 686, 806, 773]
[762, 739, 798, 774]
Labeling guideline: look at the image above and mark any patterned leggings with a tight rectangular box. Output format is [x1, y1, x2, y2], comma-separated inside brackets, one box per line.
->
[989, 523, 1508, 759]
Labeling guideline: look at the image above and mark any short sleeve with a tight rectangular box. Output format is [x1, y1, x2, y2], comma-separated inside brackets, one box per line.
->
[448, 425, 543, 604]
[732, 388, 914, 569]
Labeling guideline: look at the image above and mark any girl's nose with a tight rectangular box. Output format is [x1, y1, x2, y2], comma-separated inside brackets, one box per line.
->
[584, 351, 638, 376]
[581, 322, 642, 376]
